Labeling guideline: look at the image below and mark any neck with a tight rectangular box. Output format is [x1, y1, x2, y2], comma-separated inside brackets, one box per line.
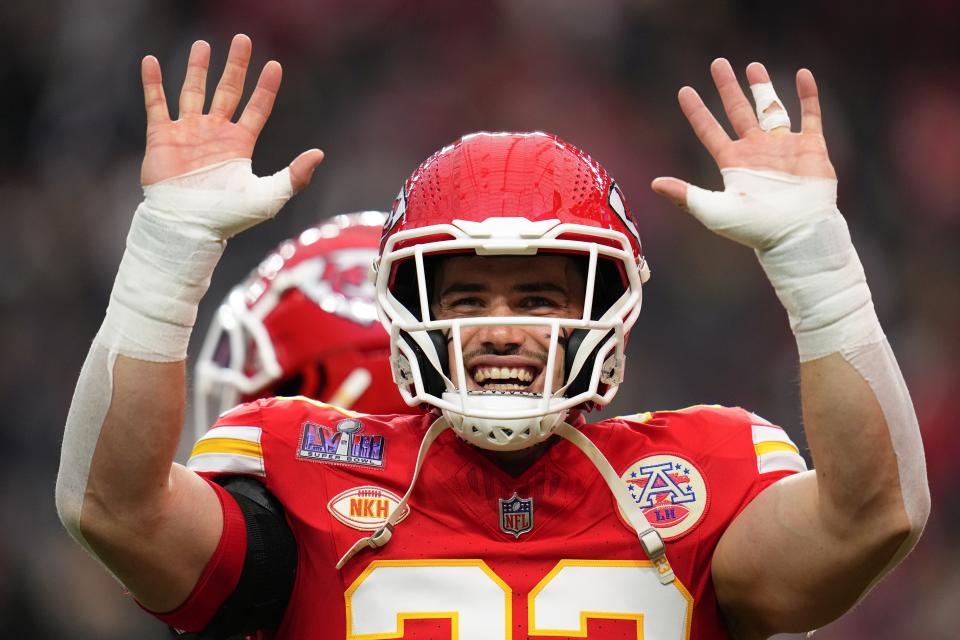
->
[479, 436, 559, 477]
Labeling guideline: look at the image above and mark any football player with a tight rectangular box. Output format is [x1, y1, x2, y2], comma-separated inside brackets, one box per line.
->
[57, 35, 928, 639]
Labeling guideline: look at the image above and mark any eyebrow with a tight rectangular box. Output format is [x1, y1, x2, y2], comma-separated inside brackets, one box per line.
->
[438, 281, 568, 298]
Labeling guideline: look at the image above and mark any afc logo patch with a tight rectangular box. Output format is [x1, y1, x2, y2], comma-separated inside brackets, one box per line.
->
[297, 418, 386, 469]
[617, 453, 709, 540]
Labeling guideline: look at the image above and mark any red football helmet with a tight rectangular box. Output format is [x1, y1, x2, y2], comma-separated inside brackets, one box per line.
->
[375, 132, 651, 451]
[194, 211, 416, 436]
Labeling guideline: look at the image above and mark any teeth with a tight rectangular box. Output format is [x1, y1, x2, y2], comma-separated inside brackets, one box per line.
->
[484, 383, 528, 391]
[472, 366, 535, 385]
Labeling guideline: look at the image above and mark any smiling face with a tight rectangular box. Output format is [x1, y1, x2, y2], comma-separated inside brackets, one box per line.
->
[431, 255, 586, 395]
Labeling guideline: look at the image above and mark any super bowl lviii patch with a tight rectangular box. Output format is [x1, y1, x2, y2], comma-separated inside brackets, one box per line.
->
[617, 454, 709, 540]
[499, 492, 534, 539]
[327, 485, 409, 531]
[298, 419, 385, 469]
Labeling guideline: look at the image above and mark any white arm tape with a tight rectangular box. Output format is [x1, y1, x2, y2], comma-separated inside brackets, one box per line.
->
[844, 340, 929, 548]
[56, 159, 294, 547]
[687, 168, 882, 360]
[56, 342, 114, 550]
[688, 167, 928, 545]
[750, 81, 791, 131]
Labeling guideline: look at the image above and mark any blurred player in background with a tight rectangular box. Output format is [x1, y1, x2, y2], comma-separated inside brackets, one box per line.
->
[193, 210, 412, 437]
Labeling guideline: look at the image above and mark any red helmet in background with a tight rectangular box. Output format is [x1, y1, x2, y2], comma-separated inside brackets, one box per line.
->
[375, 132, 650, 451]
[194, 211, 416, 436]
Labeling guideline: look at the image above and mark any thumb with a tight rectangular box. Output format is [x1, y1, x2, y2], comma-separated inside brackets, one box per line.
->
[289, 148, 325, 194]
[650, 177, 689, 210]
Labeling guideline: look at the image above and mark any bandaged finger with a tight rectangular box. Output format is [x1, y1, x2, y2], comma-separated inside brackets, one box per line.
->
[750, 82, 791, 132]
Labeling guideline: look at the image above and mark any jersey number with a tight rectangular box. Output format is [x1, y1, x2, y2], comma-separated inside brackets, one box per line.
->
[345, 559, 693, 639]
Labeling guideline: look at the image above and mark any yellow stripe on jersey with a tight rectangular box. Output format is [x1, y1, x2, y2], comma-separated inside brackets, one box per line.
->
[191, 437, 263, 459]
[187, 425, 265, 477]
[616, 411, 653, 424]
[754, 440, 800, 457]
[752, 424, 807, 474]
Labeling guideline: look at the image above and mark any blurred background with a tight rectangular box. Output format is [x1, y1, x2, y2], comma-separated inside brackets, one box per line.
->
[2, 0, 957, 637]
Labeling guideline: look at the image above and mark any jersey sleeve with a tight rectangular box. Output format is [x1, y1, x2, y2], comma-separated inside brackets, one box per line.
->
[187, 401, 267, 479]
[140, 480, 248, 632]
[734, 409, 808, 515]
[143, 475, 298, 635]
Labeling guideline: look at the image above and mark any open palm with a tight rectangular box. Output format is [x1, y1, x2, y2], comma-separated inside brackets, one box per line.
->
[139, 34, 322, 190]
[652, 59, 836, 209]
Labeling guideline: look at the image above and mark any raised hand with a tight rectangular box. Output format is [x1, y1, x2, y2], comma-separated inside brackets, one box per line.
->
[651, 59, 839, 251]
[139, 34, 323, 192]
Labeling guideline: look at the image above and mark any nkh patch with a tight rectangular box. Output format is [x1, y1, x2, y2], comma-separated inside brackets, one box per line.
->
[617, 454, 709, 541]
[499, 492, 534, 538]
[297, 418, 386, 469]
[327, 485, 410, 531]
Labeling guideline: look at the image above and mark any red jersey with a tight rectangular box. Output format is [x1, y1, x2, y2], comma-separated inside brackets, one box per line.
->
[176, 396, 806, 639]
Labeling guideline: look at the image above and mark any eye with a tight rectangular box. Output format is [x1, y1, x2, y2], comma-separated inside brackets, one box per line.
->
[519, 296, 562, 312]
[447, 296, 485, 311]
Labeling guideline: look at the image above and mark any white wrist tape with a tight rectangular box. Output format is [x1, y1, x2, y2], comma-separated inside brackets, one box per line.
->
[97, 159, 293, 362]
[687, 168, 883, 360]
[750, 82, 791, 132]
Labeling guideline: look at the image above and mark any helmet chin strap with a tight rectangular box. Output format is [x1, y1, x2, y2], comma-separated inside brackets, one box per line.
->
[336, 418, 675, 585]
[553, 422, 675, 585]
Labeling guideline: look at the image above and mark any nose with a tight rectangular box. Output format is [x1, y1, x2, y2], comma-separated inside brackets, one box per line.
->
[457, 298, 527, 354]
[472, 322, 526, 354]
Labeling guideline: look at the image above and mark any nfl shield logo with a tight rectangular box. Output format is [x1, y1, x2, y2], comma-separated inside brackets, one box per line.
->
[499, 492, 533, 538]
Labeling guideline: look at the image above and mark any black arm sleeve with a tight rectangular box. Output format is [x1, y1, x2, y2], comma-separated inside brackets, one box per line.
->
[168, 476, 298, 639]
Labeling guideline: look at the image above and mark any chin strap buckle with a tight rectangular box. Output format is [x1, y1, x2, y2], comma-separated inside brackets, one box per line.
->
[336, 524, 395, 570]
[639, 528, 675, 584]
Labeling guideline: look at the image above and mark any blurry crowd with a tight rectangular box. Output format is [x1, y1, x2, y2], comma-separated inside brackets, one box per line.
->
[1, 1, 957, 637]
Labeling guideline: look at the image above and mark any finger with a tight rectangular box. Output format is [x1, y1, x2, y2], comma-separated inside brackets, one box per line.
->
[178, 40, 210, 117]
[796, 68, 823, 135]
[650, 177, 689, 210]
[677, 86, 731, 160]
[237, 60, 281, 138]
[289, 148, 325, 193]
[710, 58, 759, 137]
[746, 62, 791, 133]
[141, 55, 171, 126]
[210, 34, 252, 119]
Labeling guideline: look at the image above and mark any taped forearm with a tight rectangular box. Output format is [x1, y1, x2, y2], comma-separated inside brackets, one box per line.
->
[842, 340, 929, 546]
[688, 168, 928, 545]
[735, 169, 928, 543]
[56, 159, 294, 547]
[99, 204, 225, 362]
